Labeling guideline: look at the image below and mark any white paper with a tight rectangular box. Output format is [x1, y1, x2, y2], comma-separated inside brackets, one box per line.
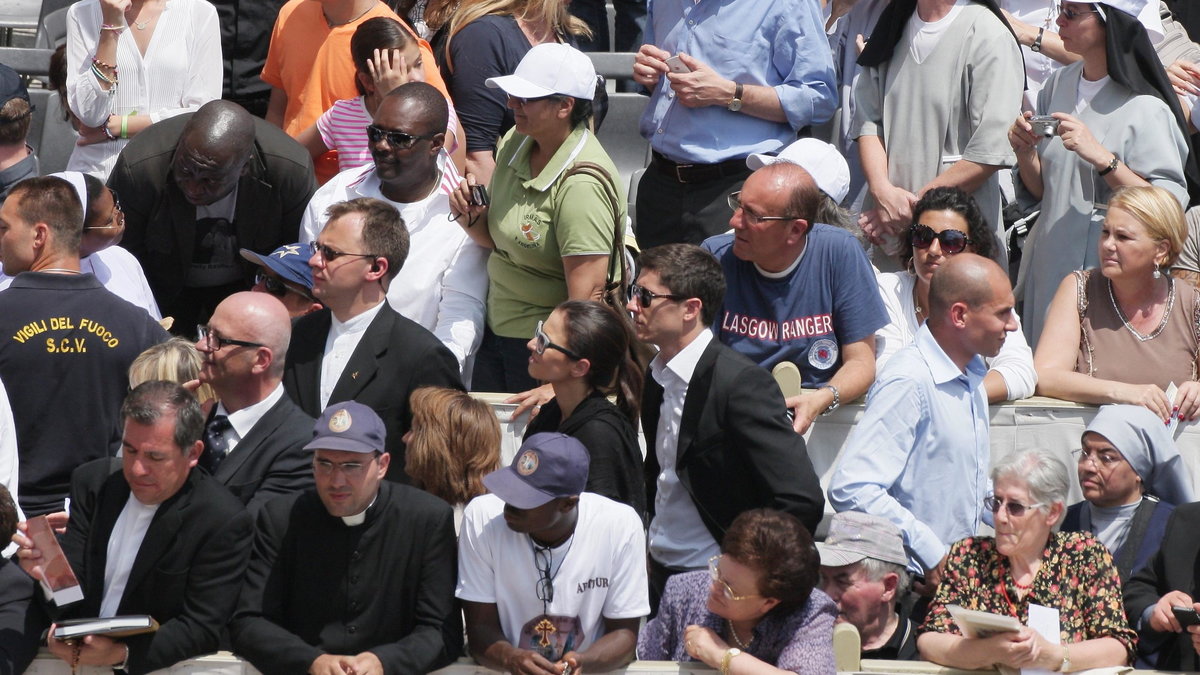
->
[1023, 603, 1060, 675]
[1167, 382, 1180, 433]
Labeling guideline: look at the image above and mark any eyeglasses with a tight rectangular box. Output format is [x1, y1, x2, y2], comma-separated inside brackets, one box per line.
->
[365, 124, 436, 150]
[534, 320, 582, 360]
[312, 455, 375, 478]
[628, 283, 685, 309]
[309, 241, 378, 263]
[1073, 447, 1126, 468]
[1057, 3, 1101, 21]
[708, 555, 761, 601]
[197, 324, 264, 351]
[86, 187, 124, 230]
[509, 94, 562, 107]
[534, 545, 555, 606]
[909, 223, 973, 255]
[727, 191, 800, 226]
[255, 272, 314, 301]
[983, 495, 1046, 518]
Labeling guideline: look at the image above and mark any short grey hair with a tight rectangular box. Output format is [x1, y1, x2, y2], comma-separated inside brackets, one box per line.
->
[991, 448, 1070, 517]
[856, 557, 912, 600]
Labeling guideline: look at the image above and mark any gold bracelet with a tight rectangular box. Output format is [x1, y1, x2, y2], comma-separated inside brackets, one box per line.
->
[720, 647, 742, 675]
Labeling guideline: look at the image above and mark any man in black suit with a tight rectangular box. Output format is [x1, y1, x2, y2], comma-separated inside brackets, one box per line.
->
[1124, 502, 1200, 670]
[230, 401, 460, 675]
[196, 291, 314, 513]
[109, 100, 316, 329]
[0, 484, 43, 674]
[628, 243, 825, 610]
[283, 198, 463, 481]
[14, 381, 251, 675]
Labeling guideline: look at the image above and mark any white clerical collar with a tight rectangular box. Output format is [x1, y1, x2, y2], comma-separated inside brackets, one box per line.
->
[331, 300, 385, 336]
[341, 494, 379, 526]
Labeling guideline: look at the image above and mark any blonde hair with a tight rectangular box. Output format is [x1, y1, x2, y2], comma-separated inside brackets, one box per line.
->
[432, 0, 590, 71]
[1109, 186, 1187, 267]
[406, 387, 501, 504]
[128, 338, 216, 404]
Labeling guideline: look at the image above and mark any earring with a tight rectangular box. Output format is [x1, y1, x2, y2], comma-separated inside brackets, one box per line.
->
[1153, 265, 1163, 280]
[906, 257, 916, 275]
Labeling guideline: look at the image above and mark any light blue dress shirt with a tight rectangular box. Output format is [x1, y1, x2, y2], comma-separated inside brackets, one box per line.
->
[639, 0, 837, 164]
[828, 323, 991, 574]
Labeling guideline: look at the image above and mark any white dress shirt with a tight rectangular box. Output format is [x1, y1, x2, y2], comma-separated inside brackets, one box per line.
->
[320, 302, 384, 409]
[209, 384, 286, 455]
[647, 329, 719, 570]
[101, 495, 159, 617]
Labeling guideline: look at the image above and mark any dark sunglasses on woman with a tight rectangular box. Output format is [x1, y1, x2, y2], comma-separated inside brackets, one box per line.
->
[909, 223, 972, 255]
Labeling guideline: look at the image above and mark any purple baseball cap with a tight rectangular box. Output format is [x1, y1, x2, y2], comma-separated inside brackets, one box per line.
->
[304, 401, 386, 454]
[483, 432, 589, 509]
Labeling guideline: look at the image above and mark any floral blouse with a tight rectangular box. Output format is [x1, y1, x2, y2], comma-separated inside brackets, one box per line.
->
[921, 532, 1137, 662]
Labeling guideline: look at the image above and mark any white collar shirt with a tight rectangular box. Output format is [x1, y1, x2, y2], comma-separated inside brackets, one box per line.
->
[211, 383, 286, 455]
[320, 302, 385, 410]
[101, 495, 160, 617]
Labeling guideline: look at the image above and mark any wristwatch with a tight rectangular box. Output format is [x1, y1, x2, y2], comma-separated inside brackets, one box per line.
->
[1030, 26, 1045, 52]
[728, 82, 743, 112]
[819, 384, 840, 416]
[721, 648, 743, 675]
[1098, 154, 1120, 176]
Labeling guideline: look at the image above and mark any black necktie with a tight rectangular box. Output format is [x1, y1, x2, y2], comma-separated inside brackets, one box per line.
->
[202, 414, 232, 473]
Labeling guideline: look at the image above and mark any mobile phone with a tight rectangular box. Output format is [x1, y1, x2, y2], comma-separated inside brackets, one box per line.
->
[1173, 605, 1200, 627]
[469, 184, 490, 207]
[665, 55, 690, 74]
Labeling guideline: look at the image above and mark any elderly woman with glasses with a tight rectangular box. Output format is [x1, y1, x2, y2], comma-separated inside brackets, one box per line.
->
[449, 43, 620, 394]
[875, 187, 1036, 403]
[1060, 404, 1194, 581]
[1010, 0, 1198, 345]
[1034, 185, 1200, 422]
[918, 448, 1137, 671]
[638, 509, 836, 674]
[522, 300, 645, 520]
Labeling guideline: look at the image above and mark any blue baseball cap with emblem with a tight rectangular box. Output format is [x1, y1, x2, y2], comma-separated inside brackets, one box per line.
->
[483, 432, 590, 509]
[304, 401, 386, 454]
[240, 243, 314, 292]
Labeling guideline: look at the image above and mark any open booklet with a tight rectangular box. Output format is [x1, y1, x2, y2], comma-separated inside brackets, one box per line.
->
[53, 616, 159, 640]
[946, 604, 1023, 639]
[25, 515, 83, 605]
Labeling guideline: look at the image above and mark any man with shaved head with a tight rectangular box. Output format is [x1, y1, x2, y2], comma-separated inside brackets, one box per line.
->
[109, 100, 317, 330]
[299, 82, 486, 378]
[195, 291, 314, 513]
[830, 254, 1018, 592]
[701, 162, 888, 433]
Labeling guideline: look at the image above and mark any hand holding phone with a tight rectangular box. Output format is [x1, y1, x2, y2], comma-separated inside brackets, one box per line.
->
[665, 55, 691, 74]
[1173, 605, 1200, 628]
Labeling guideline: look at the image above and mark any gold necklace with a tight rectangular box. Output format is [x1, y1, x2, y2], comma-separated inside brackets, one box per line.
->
[726, 619, 753, 649]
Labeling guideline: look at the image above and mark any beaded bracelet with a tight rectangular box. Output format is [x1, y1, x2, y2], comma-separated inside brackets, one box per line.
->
[91, 56, 118, 72]
[100, 23, 126, 32]
[101, 117, 118, 141]
[90, 62, 117, 86]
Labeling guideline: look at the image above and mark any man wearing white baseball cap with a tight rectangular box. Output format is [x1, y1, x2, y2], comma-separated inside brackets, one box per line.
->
[700, 155, 888, 434]
[746, 138, 858, 237]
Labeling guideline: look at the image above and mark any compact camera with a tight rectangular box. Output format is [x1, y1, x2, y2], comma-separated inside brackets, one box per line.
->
[1028, 115, 1060, 138]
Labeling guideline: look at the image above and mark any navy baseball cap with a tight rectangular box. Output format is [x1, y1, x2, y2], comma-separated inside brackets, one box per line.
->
[240, 243, 314, 292]
[483, 432, 589, 509]
[304, 401, 386, 454]
[0, 64, 29, 110]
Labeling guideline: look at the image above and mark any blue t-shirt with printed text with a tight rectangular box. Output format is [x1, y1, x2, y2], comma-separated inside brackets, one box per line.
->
[702, 226, 887, 386]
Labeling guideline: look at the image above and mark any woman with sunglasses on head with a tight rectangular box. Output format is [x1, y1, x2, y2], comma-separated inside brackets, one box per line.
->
[1035, 185, 1200, 421]
[449, 44, 622, 394]
[638, 509, 836, 674]
[918, 448, 1136, 672]
[522, 300, 644, 520]
[1010, 0, 1199, 345]
[876, 187, 1036, 402]
[1059, 404, 1193, 582]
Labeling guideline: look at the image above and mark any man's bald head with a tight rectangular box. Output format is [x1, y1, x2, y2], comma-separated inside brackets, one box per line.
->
[180, 100, 256, 155]
[927, 254, 1017, 362]
[215, 291, 292, 378]
[172, 101, 256, 206]
[755, 163, 821, 225]
[928, 254, 1007, 321]
[378, 82, 448, 137]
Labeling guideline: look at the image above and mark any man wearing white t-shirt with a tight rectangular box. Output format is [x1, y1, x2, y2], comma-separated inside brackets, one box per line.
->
[300, 82, 487, 377]
[458, 432, 649, 675]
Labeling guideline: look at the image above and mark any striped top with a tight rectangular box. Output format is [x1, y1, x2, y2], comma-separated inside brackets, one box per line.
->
[316, 96, 463, 173]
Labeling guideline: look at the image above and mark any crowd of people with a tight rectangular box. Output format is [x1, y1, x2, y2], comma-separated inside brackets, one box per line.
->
[3, 0, 1200, 671]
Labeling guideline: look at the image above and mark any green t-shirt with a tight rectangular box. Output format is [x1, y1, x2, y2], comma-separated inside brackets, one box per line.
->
[486, 126, 626, 338]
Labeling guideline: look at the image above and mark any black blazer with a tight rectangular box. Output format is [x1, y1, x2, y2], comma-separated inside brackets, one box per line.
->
[282, 304, 463, 480]
[1124, 501, 1200, 671]
[0, 558, 45, 675]
[62, 467, 252, 675]
[208, 394, 315, 515]
[641, 338, 825, 541]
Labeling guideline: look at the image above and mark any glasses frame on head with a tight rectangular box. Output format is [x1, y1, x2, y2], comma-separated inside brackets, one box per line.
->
[533, 320, 582, 360]
[909, 223, 973, 255]
[983, 494, 1046, 518]
[727, 191, 801, 227]
[628, 282, 685, 309]
[708, 555, 762, 601]
[197, 324, 264, 351]
[365, 124, 437, 150]
[1057, 3, 1101, 21]
[1072, 447, 1126, 469]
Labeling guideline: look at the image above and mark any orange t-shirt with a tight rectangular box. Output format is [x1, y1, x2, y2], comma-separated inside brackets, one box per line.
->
[261, 0, 449, 183]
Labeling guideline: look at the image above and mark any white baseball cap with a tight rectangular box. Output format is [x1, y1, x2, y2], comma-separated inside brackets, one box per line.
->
[746, 138, 851, 203]
[485, 43, 596, 101]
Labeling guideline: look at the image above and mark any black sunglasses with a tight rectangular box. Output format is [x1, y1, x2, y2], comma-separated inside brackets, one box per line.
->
[197, 324, 264, 351]
[309, 241, 378, 263]
[534, 320, 582, 360]
[909, 223, 972, 255]
[365, 124, 437, 150]
[255, 272, 314, 301]
[628, 283, 685, 309]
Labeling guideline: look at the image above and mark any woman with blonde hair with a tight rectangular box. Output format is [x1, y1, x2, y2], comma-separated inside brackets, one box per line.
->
[1035, 185, 1200, 422]
[129, 337, 216, 406]
[404, 387, 501, 530]
[427, 0, 590, 185]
